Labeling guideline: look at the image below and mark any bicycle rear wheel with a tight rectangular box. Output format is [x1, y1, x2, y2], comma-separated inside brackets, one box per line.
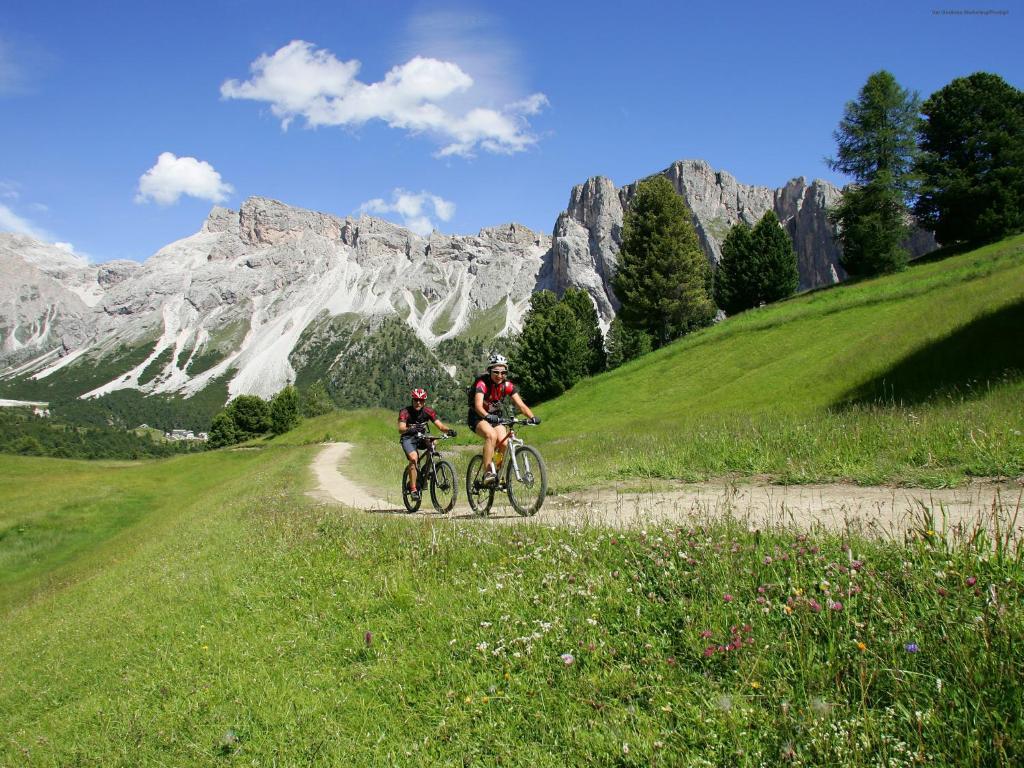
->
[506, 446, 547, 516]
[402, 465, 422, 513]
[465, 454, 494, 516]
[430, 459, 458, 513]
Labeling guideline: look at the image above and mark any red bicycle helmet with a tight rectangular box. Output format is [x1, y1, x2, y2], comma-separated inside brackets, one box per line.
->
[411, 388, 428, 401]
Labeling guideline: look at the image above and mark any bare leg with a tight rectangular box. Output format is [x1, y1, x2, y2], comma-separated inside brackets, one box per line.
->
[406, 451, 419, 491]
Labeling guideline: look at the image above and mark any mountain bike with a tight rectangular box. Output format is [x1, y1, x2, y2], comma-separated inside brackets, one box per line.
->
[466, 418, 547, 516]
[402, 433, 458, 514]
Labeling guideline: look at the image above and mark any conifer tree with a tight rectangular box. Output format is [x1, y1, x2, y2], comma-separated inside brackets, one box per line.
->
[225, 395, 271, 440]
[514, 293, 589, 402]
[613, 176, 716, 346]
[751, 211, 799, 304]
[605, 316, 652, 370]
[914, 72, 1024, 246]
[208, 411, 239, 448]
[560, 287, 606, 373]
[270, 385, 301, 435]
[714, 222, 757, 315]
[827, 70, 921, 276]
[301, 380, 334, 417]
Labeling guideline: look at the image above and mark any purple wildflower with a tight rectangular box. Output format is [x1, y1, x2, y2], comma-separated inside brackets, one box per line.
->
[905, 642, 919, 653]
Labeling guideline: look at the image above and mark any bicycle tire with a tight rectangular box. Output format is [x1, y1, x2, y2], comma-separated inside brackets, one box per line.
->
[402, 464, 422, 513]
[430, 459, 458, 513]
[465, 454, 494, 516]
[506, 445, 547, 516]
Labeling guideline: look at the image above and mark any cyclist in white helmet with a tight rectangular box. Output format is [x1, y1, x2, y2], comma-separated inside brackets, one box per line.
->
[467, 353, 539, 486]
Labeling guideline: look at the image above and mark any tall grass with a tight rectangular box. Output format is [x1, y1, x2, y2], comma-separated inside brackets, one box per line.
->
[1, 445, 1020, 765]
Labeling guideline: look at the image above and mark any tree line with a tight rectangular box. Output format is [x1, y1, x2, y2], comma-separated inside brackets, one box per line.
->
[510, 70, 1023, 403]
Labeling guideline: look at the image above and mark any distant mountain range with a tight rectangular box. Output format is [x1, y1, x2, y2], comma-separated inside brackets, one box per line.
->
[0, 159, 936, 425]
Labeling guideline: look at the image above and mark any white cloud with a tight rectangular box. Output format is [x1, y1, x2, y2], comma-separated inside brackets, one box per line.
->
[359, 189, 456, 236]
[221, 40, 546, 157]
[0, 202, 51, 240]
[0, 202, 83, 257]
[135, 152, 234, 206]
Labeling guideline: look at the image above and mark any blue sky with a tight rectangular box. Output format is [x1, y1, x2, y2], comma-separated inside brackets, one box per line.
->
[1, 0, 1020, 263]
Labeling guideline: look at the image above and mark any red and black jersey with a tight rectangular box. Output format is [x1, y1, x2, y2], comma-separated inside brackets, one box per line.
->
[468, 375, 518, 414]
[398, 405, 437, 429]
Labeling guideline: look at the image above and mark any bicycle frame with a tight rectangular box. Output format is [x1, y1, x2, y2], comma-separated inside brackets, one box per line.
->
[496, 427, 527, 483]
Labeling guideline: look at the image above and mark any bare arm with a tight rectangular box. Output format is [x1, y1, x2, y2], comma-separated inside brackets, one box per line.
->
[474, 391, 489, 418]
[510, 393, 534, 420]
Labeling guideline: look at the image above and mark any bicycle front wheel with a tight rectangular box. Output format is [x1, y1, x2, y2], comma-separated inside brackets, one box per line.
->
[402, 465, 422, 513]
[430, 459, 458, 513]
[465, 454, 494, 516]
[506, 446, 547, 516]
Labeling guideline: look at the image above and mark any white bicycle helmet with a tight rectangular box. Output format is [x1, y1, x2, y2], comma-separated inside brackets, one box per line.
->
[487, 353, 509, 370]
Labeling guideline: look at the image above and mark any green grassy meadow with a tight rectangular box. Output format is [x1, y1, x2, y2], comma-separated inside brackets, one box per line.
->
[2, 239, 1023, 765]
[284, 237, 1024, 495]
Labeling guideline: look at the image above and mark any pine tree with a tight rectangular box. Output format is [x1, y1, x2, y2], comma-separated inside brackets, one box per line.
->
[914, 72, 1024, 246]
[714, 222, 757, 315]
[301, 380, 334, 417]
[751, 211, 799, 303]
[270, 385, 301, 435]
[613, 176, 716, 347]
[208, 411, 239, 448]
[560, 287, 606, 373]
[827, 70, 921, 276]
[605, 316, 652, 370]
[225, 395, 270, 439]
[514, 296, 589, 402]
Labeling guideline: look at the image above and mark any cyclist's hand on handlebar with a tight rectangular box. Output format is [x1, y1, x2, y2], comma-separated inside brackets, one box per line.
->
[485, 414, 501, 426]
[527, 416, 541, 425]
[447, 429, 457, 437]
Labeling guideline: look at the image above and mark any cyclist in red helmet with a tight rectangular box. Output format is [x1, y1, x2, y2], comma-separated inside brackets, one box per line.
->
[398, 387, 456, 500]
[468, 353, 539, 486]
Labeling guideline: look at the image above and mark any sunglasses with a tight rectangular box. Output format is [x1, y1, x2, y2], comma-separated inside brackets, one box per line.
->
[412, 398, 426, 403]
[490, 369, 507, 376]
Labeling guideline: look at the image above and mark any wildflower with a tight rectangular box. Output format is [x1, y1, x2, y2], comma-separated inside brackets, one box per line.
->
[966, 576, 977, 587]
[829, 601, 844, 612]
[703, 646, 716, 658]
[905, 643, 919, 653]
[856, 641, 866, 652]
[622, 743, 630, 755]
[808, 599, 822, 613]
[783, 605, 793, 615]
[851, 560, 863, 571]
[750, 681, 761, 689]
[716, 694, 733, 712]
[700, 629, 713, 638]
[480, 621, 492, 628]
[763, 556, 773, 565]
[723, 593, 734, 603]
[560, 653, 575, 665]
[476, 642, 489, 652]
[364, 631, 373, 647]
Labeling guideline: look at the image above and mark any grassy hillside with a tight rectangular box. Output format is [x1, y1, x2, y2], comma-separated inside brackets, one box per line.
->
[536, 236, 1023, 488]
[280, 236, 1024, 493]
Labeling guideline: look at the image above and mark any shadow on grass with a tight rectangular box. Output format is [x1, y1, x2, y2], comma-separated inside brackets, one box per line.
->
[836, 299, 1024, 407]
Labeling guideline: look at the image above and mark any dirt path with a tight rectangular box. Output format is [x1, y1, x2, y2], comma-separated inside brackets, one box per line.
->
[309, 443, 1022, 536]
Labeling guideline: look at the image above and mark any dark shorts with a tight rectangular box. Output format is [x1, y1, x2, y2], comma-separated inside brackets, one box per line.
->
[400, 435, 424, 455]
